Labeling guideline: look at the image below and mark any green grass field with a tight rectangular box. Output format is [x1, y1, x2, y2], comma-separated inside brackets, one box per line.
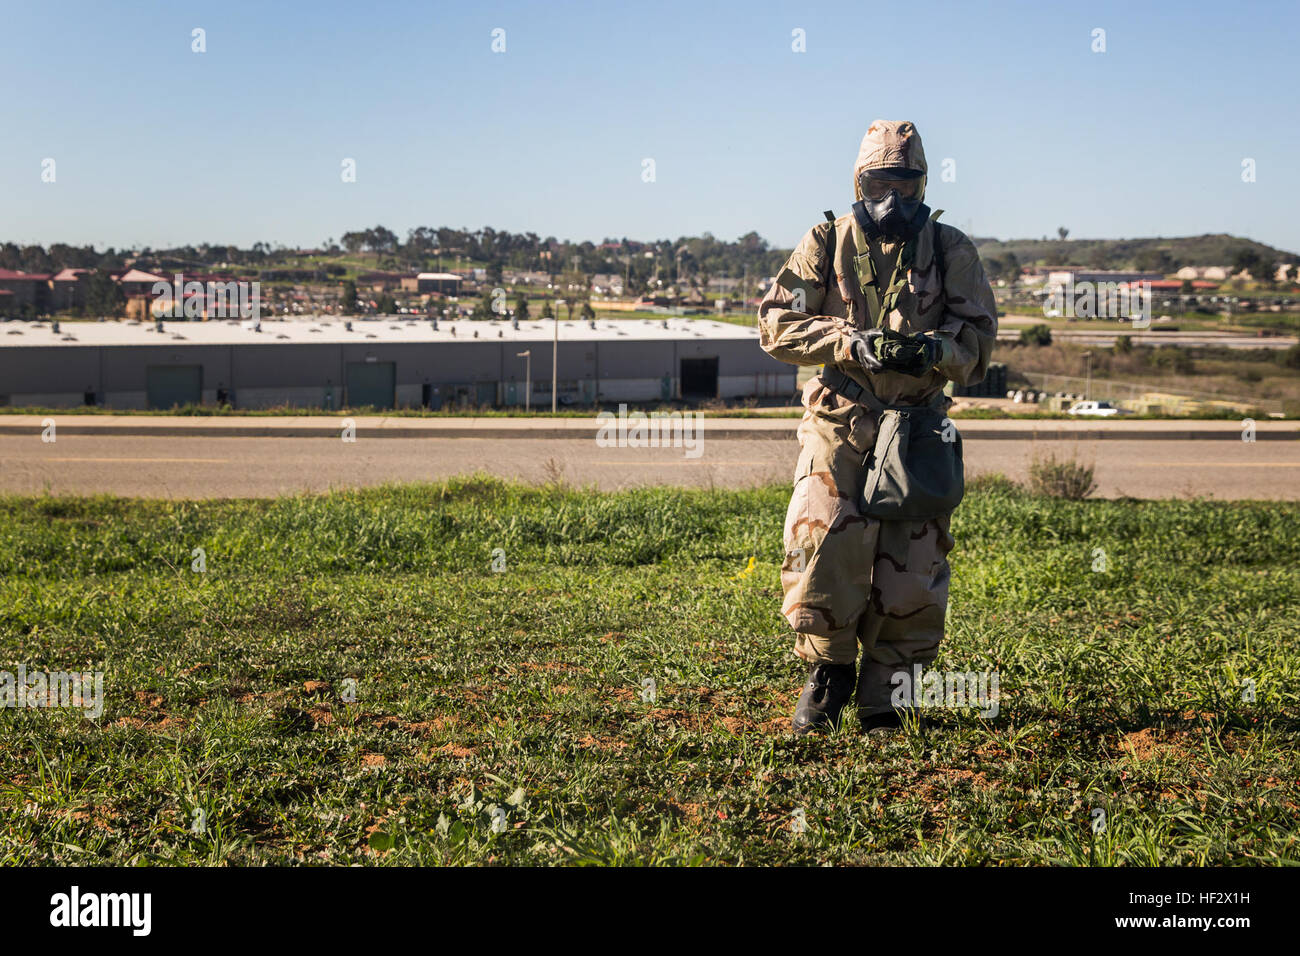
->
[1, 477, 1297, 865]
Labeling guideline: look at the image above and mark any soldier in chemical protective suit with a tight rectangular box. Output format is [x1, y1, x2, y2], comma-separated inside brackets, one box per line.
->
[757, 120, 997, 734]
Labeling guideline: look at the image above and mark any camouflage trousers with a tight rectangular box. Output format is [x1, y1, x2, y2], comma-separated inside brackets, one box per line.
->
[780, 378, 955, 716]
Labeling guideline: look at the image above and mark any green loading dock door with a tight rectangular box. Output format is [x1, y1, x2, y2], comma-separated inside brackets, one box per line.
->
[346, 362, 396, 410]
[146, 365, 202, 410]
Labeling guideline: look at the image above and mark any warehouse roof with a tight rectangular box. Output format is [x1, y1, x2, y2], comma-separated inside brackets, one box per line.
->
[0, 317, 761, 347]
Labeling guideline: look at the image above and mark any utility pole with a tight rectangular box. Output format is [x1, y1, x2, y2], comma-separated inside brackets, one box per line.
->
[552, 304, 559, 413]
[516, 350, 531, 411]
[1084, 350, 1093, 401]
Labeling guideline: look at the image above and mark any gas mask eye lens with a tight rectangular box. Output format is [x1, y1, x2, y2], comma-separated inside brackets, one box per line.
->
[863, 175, 918, 200]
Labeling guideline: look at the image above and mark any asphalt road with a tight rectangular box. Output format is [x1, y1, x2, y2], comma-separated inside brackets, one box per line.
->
[994, 317, 1297, 350]
[994, 330, 1297, 350]
[3, 433, 1298, 500]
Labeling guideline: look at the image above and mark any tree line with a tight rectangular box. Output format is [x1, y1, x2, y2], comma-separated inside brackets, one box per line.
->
[1, 227, 792, 293]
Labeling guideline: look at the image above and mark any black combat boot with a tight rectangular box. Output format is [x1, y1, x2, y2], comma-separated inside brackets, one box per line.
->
[792, 662, 857, 735]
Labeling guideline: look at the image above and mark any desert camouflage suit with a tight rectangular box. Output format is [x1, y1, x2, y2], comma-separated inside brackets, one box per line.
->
[758, 120, 998, 717]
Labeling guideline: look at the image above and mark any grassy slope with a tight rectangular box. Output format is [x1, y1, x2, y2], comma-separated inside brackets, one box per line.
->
[1, 477, 1297, 865]
[973, 234, 1297, 269]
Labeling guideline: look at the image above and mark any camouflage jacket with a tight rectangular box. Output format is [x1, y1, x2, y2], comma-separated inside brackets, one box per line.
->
[758, 216, 998, 405]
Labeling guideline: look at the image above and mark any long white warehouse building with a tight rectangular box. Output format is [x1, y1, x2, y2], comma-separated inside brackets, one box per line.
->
[0, 317, 796, 410]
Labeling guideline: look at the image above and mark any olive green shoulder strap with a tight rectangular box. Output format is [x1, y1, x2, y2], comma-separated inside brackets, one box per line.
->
[849, 217, 882, 325]
[819, 210, 837, 287]
[930, 209, 946, 276]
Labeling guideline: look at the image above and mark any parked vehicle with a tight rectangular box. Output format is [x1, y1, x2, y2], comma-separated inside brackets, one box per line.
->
[1067, 400, 1129, 417]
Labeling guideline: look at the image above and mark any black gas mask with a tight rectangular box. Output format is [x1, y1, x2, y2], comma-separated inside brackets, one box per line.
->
[853, 188, 930, 243]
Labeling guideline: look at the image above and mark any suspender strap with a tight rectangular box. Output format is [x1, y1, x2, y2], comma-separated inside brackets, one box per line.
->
[849, 218, 883, 326]
[929, 211, 946, 276]
[850, 217, 917, 329]
[877, 242, 915, 318]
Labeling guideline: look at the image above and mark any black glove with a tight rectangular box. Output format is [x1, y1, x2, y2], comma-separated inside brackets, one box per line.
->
[850, 331, 885, 372]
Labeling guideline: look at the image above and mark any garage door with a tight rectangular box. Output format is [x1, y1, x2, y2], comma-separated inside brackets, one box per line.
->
[346, 362, 396, 410]
[680, 357, 718, 400]
[146, 365, 202, 410]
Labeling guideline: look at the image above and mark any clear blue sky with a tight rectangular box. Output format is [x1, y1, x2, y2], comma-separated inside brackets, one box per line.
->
[2, 0, 1297, 254]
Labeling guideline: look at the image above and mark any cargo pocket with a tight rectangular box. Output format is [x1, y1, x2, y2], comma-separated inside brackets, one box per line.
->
[804, 380, 877, 456]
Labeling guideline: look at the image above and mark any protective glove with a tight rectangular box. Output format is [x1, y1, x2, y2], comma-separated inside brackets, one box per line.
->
[849, 330, 885, 372]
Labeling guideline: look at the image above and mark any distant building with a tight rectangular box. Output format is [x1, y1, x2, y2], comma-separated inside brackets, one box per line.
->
[503, 270, 551, 287]
[116, 268, 167, 296]
[1046, 270, 1165, 289]
[49, 268, 93, 311]
[0, 318, 795, 410]
[0, 269, 52, 314]
[1146, 279, 1219, 292]
[115, 268, 168, 320]
[1175, 266, 1229, 281]
[590, 273, 626, 296]
[356, 271, 406, 291]
[415, 272, 462, 295]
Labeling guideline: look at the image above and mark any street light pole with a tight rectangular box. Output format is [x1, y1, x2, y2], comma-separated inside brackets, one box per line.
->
[552, 301, 559, 413]
[516, 350, 531, 412]
[1084, 351, 1093, 401]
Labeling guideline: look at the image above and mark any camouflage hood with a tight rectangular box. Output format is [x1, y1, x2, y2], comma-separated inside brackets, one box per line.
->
[853, 120, 928, 203]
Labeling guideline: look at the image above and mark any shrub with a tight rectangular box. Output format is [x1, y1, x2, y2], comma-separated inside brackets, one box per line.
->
[1019, 324, 1053, 346]
[1027, 450, 1097, 499]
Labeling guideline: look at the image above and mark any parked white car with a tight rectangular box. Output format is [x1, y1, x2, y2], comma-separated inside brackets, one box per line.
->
[1067, 400, 1129, 417]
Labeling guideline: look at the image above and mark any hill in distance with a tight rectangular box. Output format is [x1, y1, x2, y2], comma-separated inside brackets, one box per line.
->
[970, 233, 1297, 272]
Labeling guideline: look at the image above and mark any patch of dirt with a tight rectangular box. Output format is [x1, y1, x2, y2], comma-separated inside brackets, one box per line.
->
[667, 800, 703, 822]
[447, 685, 491, 703]
[576, 734, 627, 751]
[360, 753, 386, 767]
[645, 707, 688, 722]
[63, 807, 118, 830]
[229, 687, 290, 705]
[608, 685, 791, 735]
[1119, 727, 1188, 761]
[371, 714, 451, 735]
[430, 742, 477, 758]
[720, 714, 790, 734]
[912, 768, 994, 802]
